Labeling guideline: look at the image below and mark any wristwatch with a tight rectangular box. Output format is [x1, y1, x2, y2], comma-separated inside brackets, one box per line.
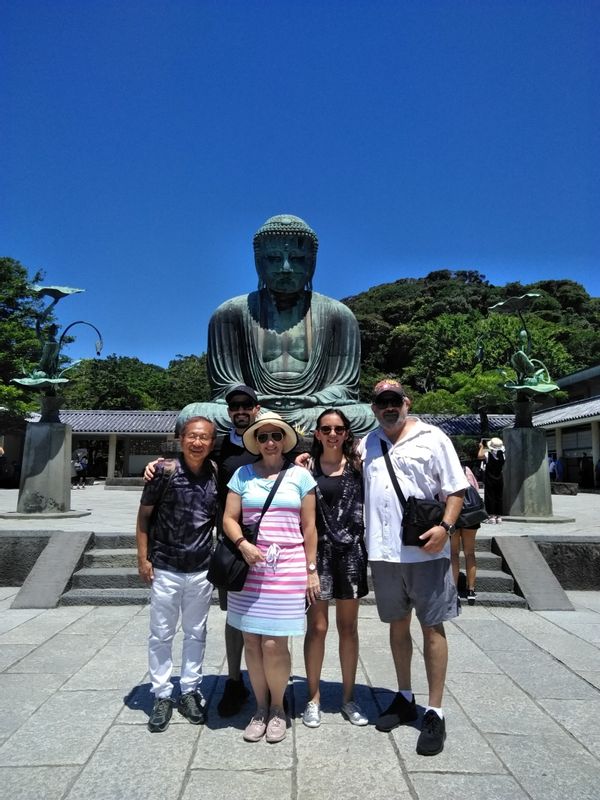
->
[307, 562, 317, 573]
[440, 521, 456, 536]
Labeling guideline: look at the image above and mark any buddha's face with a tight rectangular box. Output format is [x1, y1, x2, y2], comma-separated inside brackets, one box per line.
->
[255, 235, 315, 294]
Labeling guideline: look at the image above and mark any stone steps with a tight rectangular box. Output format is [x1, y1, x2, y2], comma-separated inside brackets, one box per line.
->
[61, 587, 151, 606]
[60, 532, 526, 607]
[83, 549, 138, 568]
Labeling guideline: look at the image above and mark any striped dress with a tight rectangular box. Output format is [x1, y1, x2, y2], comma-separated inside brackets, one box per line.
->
[226, 464, 317, 636]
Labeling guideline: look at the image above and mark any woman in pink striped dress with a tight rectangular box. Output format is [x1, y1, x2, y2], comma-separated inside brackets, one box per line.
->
[223, 412, 319, 743]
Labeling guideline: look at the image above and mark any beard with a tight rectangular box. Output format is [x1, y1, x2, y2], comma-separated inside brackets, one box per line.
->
[232, 413, 251, 430]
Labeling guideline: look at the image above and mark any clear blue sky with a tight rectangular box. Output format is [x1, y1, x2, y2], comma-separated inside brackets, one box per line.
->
[2, 1, 598, 368]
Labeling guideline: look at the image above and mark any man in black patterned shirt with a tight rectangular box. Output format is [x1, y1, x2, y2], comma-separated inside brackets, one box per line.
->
[137, 416, 218, 733]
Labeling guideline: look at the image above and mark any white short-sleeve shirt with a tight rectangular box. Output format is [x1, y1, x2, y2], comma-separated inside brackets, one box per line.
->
[358, 419, 469, 564]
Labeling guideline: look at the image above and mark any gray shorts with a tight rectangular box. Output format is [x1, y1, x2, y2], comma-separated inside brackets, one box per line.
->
[370, 558, 459, 627]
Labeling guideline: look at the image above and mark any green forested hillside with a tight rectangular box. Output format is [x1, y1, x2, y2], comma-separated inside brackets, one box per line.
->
[343, 270, 600, 412]
[5, 258, 598, 416]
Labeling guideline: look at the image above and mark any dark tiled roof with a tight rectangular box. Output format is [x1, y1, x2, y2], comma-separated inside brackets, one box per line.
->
[418, 414, 514, 436]
[533, 396, 600, 427]
[29, 409, 179, 434]
[557, 365, 600, 387]
[26, 409, 515, 437]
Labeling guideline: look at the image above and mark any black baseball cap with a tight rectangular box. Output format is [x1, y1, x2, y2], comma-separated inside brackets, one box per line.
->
[225, 384, 259, 405]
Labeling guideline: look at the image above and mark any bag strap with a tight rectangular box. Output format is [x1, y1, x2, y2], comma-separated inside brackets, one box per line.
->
[380, 440, 408, 511]
[254, 462, 291, 529]
[154, 459, 177, 510]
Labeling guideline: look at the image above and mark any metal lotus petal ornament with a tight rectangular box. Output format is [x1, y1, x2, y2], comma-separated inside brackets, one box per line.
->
[488, 293, 540, 313]
[31, 285, 85, 302]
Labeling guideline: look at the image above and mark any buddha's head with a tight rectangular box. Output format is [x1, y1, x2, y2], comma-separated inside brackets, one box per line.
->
[253, 214, 319, 293]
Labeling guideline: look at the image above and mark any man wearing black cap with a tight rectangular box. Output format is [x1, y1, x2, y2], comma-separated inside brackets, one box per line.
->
[359, 379, 468, 756]
[145, 384, 261, 716]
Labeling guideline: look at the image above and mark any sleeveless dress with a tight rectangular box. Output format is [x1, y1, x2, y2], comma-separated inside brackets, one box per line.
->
[226, 463, 316, 636]
[312, 460, 368, 601]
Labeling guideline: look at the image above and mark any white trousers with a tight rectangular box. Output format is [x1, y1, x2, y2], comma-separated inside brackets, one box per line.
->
[148, 568, 213, 698]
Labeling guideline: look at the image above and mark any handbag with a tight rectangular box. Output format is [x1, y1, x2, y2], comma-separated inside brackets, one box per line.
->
[380, 441, 445, 547]
[456, 484, 488, 528]
[207, 464, 289, 591]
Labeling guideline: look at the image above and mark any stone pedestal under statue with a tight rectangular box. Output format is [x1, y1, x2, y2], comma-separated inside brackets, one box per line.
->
[503, 427, 552, 517]
[17, 421, 72, 514]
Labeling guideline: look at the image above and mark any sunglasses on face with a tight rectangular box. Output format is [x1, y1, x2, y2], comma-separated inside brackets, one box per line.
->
[228, 401, 255, 411]
[256, 431, 284, 443]
[318, 425, 347, 435]
[374, 395, 406, 409]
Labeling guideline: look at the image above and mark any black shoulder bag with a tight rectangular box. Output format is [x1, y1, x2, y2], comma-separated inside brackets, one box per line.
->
[207, 463, 289, 591]
[380, 440, 446, 547]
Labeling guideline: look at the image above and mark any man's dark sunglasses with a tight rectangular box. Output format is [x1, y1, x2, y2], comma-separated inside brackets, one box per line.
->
[256, 431, 284, 443]
[318, 425, 347, 434]
[374, 395, 406, 409]
[228, 401, 255, 411]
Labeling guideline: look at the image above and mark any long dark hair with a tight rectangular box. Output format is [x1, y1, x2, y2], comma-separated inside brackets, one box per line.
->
[310, 409, 360, 469]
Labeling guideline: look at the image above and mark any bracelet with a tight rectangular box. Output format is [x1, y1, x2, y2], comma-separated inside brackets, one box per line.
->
[233, 536, 245, 549]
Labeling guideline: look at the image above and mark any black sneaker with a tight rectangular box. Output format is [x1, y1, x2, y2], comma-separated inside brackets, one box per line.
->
[178, 691, 206, 724]
[457, 571, 468, 598]
[375, 692, 418, 732]
[217, 678, 250, 717]
[416, 709, 446, 755]
[148, 697, 173, 733]
[467, 589, 476, 606]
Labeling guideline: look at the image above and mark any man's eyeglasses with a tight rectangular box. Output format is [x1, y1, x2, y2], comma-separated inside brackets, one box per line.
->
[183, 433, 214, 443]
[256, 431, 284, 443]
[374, 396, 406, 409]
[228, 401, 255, 411]
[318, 425, 347, 435]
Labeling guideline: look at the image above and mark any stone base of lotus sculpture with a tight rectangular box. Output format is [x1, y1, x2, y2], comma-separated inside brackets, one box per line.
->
[17, 422, 73, 514]
[503, 427, 553, 517]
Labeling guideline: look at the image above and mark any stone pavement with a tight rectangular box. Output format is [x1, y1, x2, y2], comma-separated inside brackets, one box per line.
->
[1, 482, 599, 535]
[1, 486, 600, 798]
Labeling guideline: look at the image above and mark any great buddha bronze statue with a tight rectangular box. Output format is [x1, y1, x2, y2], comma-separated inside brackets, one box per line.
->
[179, 214, 375, 435]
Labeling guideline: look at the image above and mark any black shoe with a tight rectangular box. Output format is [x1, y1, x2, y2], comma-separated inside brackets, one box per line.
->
[178, 691, 206, 724]
[375, 692, 418, 732]
[457, 571, 468, 598]
[416, 710, 446, 756]
[148, 697, 173, 733]
[467, 589, 476, 606]
[217, 678, 250, 717]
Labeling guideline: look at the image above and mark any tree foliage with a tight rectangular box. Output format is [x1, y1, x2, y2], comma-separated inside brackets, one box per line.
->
[60, 353, 210, 411]
[345, 271, 600, 410]
[4, 259, 599, 416]
[0, 257, 54, 419]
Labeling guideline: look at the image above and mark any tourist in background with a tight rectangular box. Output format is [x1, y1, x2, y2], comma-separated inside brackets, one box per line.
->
[450, 465, 481, 606]
[478, 438, 505, 524]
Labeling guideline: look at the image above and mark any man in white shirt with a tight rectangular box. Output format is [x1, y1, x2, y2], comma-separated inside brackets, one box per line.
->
[359, 379, 468, 756]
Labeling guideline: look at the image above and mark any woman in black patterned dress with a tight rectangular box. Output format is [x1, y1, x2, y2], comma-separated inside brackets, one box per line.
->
[301, 409, 369, 729]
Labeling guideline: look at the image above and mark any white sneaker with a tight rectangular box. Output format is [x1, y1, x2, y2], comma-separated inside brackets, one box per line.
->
[302, 701, 321, 728]
[341, 701, 368, 726]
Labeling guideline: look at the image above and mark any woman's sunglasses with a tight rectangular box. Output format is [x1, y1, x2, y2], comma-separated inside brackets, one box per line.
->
[318, 425, 347, 435]
[256, 431, 284, 443]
